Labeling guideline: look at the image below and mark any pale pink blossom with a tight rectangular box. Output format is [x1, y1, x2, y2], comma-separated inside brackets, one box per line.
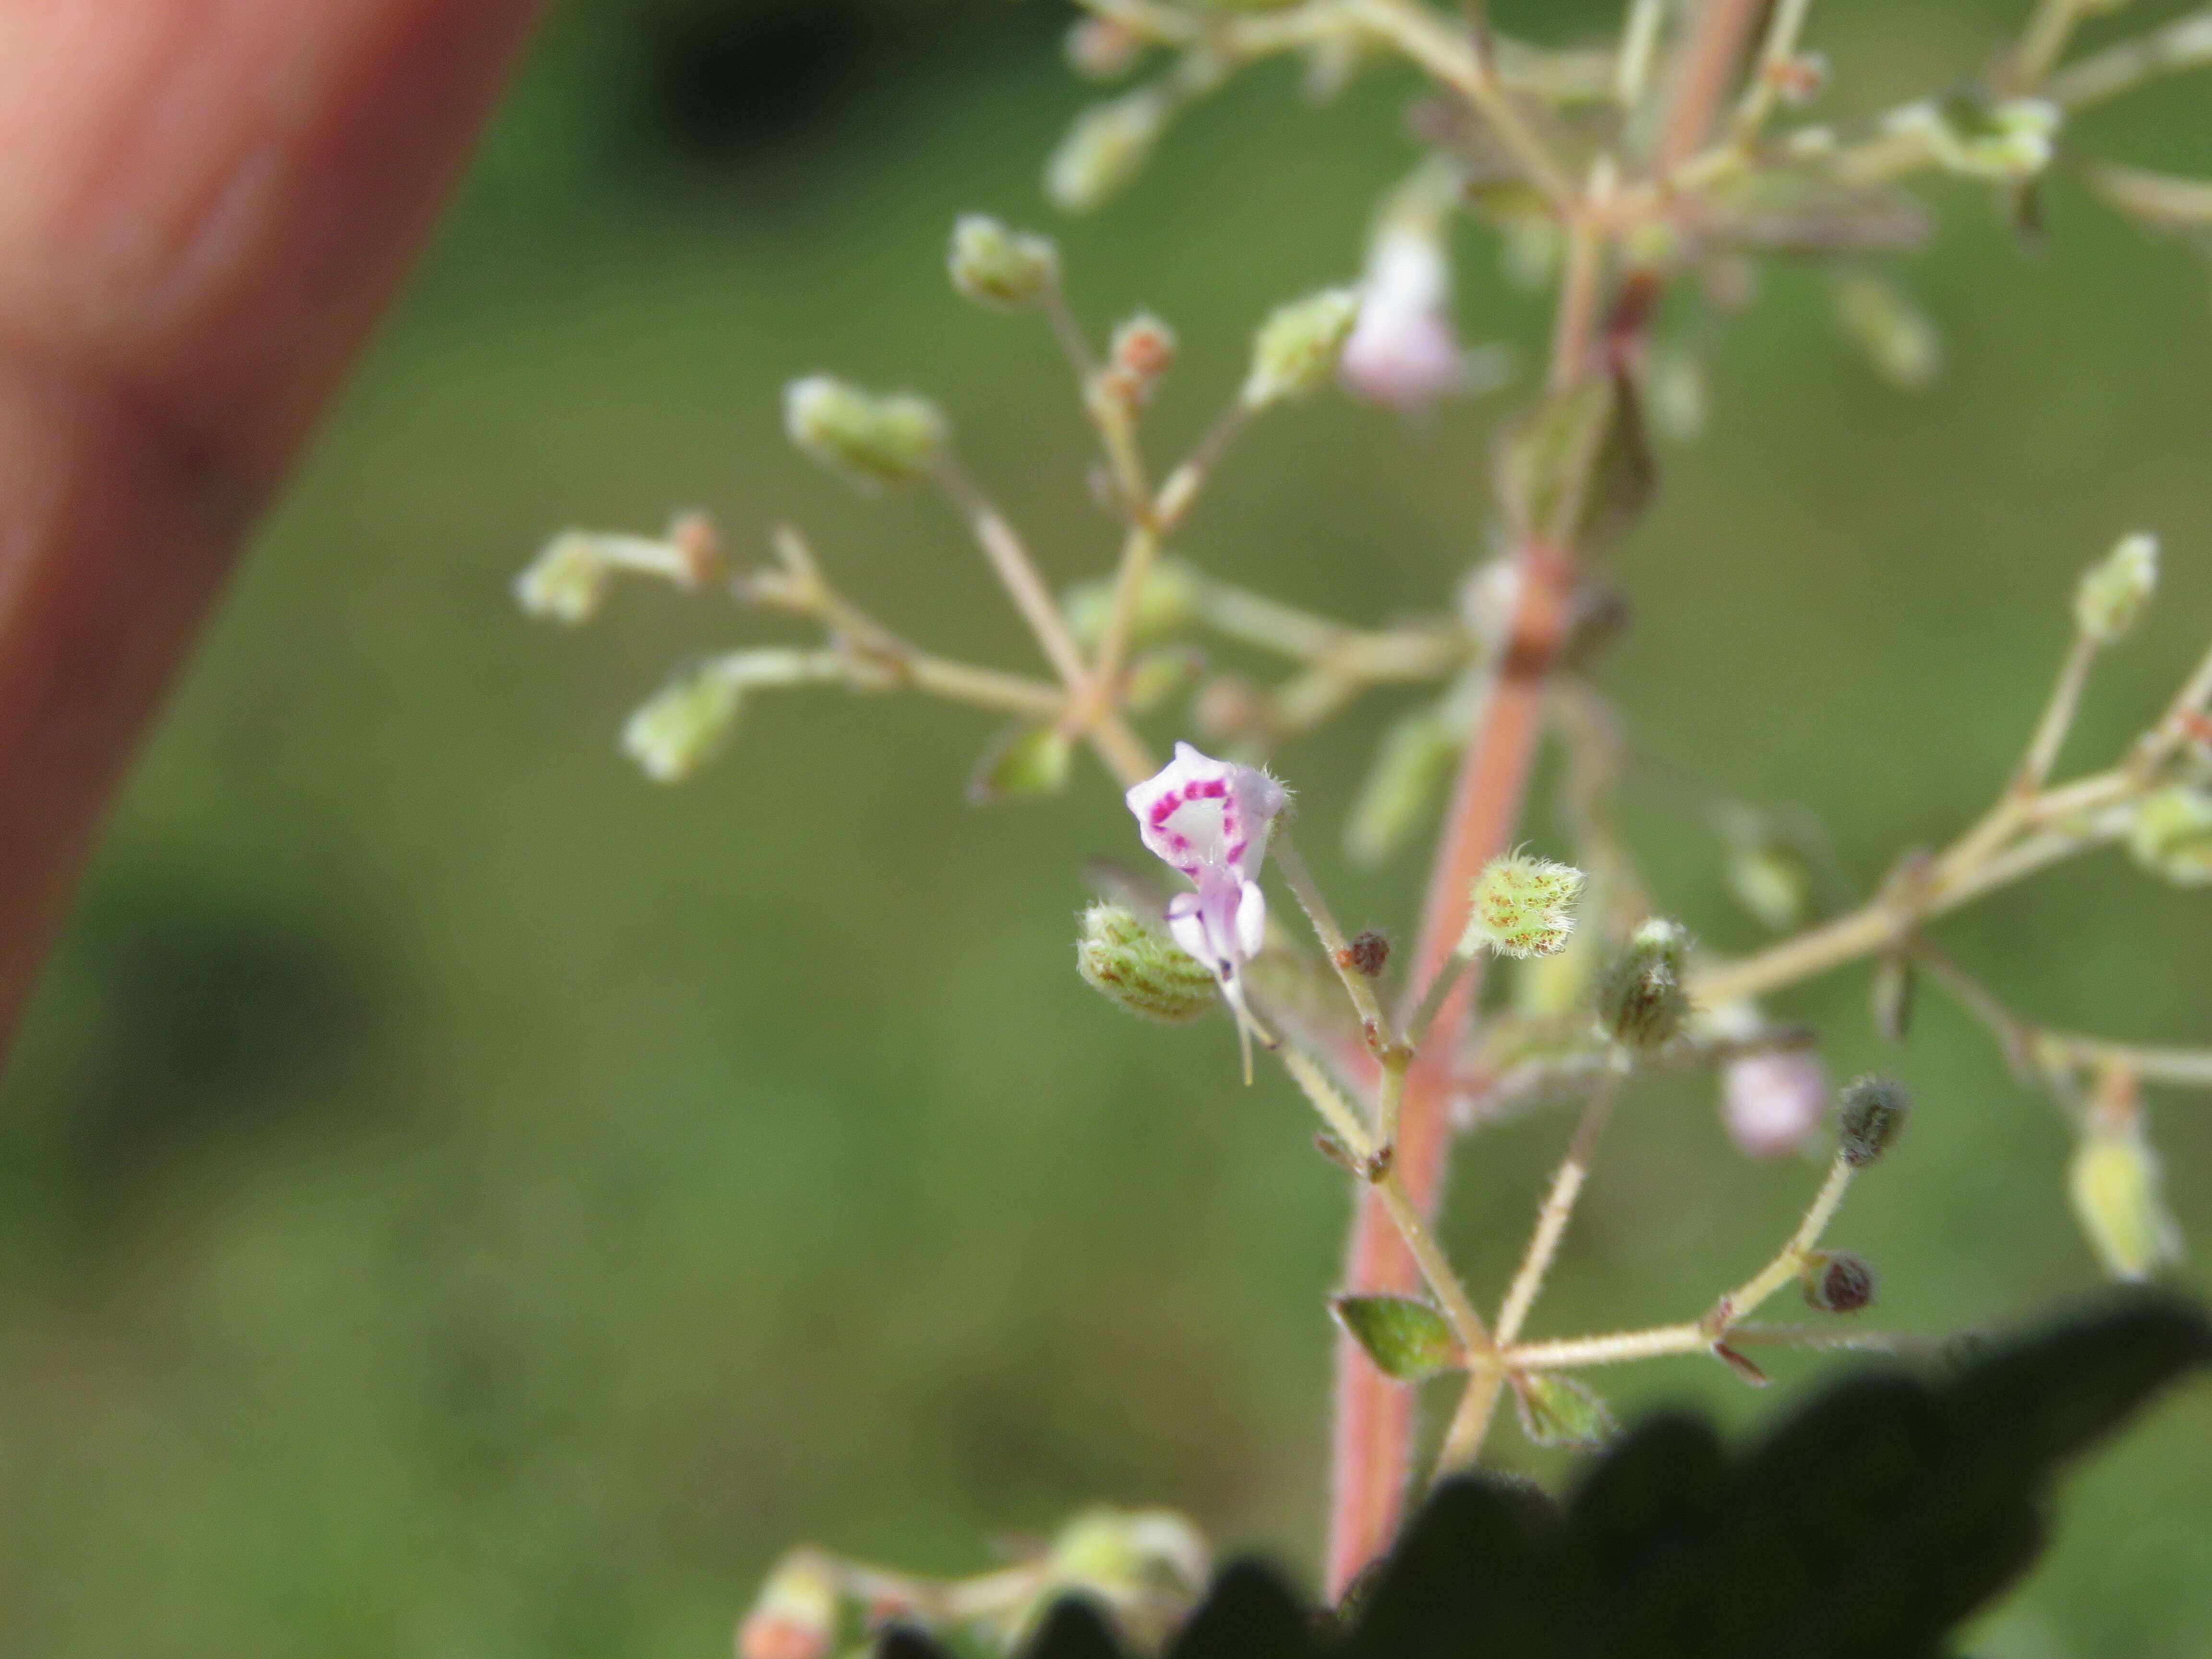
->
[1722, 1048, 1830, 1160]
[1126, 742, 1288, 993]
[1339, 227, 1467, 410]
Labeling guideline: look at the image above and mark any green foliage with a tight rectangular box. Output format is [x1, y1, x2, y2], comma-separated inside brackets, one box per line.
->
[900, 1296, 2208, 1659]
[1330, 1295, 1458, 1382]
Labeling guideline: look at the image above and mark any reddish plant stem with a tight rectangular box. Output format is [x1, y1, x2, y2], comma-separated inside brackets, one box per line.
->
[1323, 543, 1575, 1597]
[1321, 0, 1769, 1600]
[1656, 0, 1770, 169]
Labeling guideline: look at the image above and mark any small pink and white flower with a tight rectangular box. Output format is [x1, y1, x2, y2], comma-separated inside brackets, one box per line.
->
[1126, 742, 1288, 990]
[1339, 225, 1467, 411]
[1722, 1048, 1831, 1160]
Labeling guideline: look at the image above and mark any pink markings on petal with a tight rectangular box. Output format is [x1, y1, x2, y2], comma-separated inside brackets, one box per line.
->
[1126, 743, 1288, 980]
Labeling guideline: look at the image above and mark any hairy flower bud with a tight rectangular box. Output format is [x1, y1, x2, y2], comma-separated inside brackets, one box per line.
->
[1461, 854, 1586, 960]
[1341, 930, 1391, 979]
[1097, 311, 1178, 411]
[1803, 1251, 1878, 1314]
[737, 1551, 840, 1659]
[622, 662, 745, 783]
[1242, 288, 1361, 409]
[1838, 1074, 1910, 1167]
[2075, 531, 2159, 643]
[2070, 1121, 2184, 1282]
[1046, 89, 1170, 214]
[2127, 785, 2212, 887]
[784, 376, 947, 490]
[1076, 902, 1220, 1022]
[1597, 918, 1693, 1050]
[948, 214, 1058, 310]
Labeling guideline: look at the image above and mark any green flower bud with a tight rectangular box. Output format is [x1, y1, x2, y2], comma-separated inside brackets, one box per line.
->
[1461, 854, 1586, 960]
[2076, 532, 2159, 643]
[1122, 647, 1201, 716]
[1046, 1507, 1209, 1600]
[1344, 706, 1458, 869]
[1063, 557, 1201, 651]
[737, 1551, 840, 1659]
[621, 662, 744, 783]
[515, 531, 616, 625]
[2127, 785, 2212, 887]
[1832, 272, 1940, 390]
[1886, 96, 2061, 182]
[2070, 1121, 2184, 1282]
[1042, 1509, 1209, 1652]
[1718, 807, 1819, 934]
[1803, 1251, 1878, 1314]
[1242, 288, 1361, 409]
[515, 527, 716, 625]
[1046, 88, 1170, 214]
[1076, 902, 1219, 1022]
[968, 721, 1073, 805]
[1838, 1074, 1909, 1167]
[948, 214, 1059, 311]
[1597, 918, 1693, 1050]
[784, 375, 948, 491]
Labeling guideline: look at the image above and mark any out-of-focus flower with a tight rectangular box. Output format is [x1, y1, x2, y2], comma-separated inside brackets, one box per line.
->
[1709, 1004, 1830, 1158]
[1340, 223, 1466, 410]
[1722, 1049, 1830, 1158]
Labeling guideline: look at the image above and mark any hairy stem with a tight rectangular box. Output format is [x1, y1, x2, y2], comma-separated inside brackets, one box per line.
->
[1323, 0, 1770, 1595]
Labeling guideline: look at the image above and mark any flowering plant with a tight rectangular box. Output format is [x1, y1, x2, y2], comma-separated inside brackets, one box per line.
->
[516, 0, 2212, 1648]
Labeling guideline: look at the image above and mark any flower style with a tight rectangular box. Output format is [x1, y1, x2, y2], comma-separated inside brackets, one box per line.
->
[1125, 743, 1288, 999]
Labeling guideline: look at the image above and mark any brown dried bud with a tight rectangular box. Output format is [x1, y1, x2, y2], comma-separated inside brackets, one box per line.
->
[1339, 931, 1391, 979]
[1804, 1251, 1878, 1314]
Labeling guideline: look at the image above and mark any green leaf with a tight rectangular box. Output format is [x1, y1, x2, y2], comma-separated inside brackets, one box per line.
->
[1332, 1294, 1460, 1381]
[1343, 706, 1458, 869]
[968, 722, 1074, 805]
[1512, 1373, 1618, 1449]
[1500, 373, 1655, 553]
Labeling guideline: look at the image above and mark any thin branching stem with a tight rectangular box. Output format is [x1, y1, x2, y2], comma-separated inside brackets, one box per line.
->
[1495, 1077, 1621, 1346]
[1274, 830, 1396, 1053]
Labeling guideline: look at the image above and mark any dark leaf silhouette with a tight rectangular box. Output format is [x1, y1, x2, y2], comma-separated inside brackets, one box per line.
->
[887, 1294, 2207, 1659]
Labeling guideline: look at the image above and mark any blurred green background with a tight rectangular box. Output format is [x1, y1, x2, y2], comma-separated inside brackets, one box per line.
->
[4, 1, 2211, 1653]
